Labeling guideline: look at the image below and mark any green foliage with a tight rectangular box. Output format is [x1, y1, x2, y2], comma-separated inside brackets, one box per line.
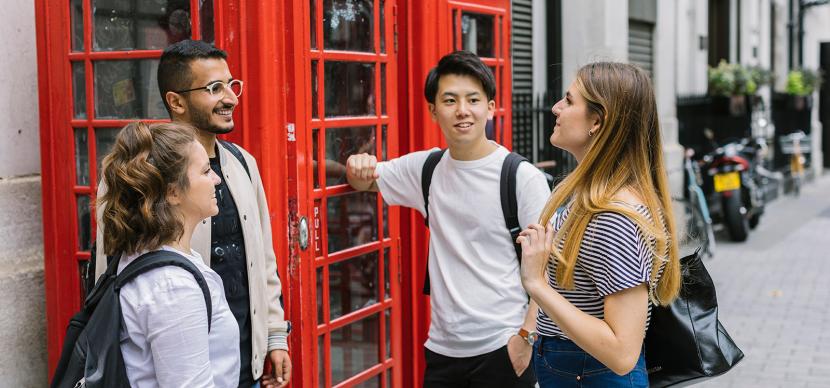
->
[708, 60, 769, 96]
[708, 60, 735, 96]
[785, 69, 824, 96]
[746, 66, 772, 92]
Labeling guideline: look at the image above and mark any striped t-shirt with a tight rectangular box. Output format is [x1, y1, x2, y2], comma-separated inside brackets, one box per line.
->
[536, 203, 664, 338]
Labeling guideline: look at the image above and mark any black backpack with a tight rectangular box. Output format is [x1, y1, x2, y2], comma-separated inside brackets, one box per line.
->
[51, 251, 213, 388]
[420, 149, 528, 294]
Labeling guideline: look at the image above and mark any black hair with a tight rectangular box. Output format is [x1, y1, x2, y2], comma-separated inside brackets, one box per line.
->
[157, 39, 228, 115]
[423, 50, 496, 104]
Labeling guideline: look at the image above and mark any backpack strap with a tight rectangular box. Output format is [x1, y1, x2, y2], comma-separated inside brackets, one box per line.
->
[81, 251, 122, 311]
[114, 251, 214, 332]
[420, 149, 446, 294]
[501, 152, 528, 263]
[421, 149, 447, 228]
[218, 139, 251, 182]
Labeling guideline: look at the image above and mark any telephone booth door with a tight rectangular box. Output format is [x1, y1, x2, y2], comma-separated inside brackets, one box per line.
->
[447, 1, 513, 148]
[285, 1, 403, 387]
[36, 0, 246, 371]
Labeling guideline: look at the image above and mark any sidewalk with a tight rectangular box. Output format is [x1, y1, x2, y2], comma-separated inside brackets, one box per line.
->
[698, 173, 830, 387]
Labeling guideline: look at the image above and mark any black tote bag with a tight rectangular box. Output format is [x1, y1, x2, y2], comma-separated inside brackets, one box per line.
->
[645, 249, 744, 387]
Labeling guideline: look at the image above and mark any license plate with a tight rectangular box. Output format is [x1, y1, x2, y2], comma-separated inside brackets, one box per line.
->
[714, 172, 741, 192]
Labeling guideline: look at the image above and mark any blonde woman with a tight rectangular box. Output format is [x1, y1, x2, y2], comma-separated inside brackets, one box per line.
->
[517, 62, 681, 387]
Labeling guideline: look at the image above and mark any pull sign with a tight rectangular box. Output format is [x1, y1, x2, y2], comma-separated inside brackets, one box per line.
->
[298, 216, 309, 250]
[287, 123, 296, 142]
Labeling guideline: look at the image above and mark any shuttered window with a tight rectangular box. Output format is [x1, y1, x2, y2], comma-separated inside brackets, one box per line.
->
[511, 0, 533, 157]
[628, 20, 654, 77]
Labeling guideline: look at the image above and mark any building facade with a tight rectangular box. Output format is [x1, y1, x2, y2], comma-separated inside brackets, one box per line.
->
[0, 0, 46, 386]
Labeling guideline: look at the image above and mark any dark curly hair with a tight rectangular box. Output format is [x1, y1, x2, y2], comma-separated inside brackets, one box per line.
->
[99, 121, 197, 256]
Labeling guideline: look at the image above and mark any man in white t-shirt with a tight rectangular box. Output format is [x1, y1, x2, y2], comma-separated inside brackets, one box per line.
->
[346, 51, 550, 387]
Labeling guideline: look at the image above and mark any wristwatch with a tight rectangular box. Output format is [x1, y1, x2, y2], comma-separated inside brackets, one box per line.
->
[518, 328, 538, 346]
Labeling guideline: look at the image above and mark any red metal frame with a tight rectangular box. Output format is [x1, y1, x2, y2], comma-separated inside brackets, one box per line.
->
[37, 0, 513, 386]
[35, 0, 251, 374]
[290, 1, 402, 387]
[400, 1, 513, 386]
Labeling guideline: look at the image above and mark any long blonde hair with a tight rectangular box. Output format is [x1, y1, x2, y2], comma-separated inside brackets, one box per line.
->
[540, 62, 681, 305]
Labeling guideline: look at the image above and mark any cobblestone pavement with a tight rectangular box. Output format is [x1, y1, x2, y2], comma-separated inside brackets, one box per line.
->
[696, 174, 830, 388]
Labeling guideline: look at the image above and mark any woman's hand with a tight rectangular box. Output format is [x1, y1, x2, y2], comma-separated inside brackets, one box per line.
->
[516, 223, 554, 296]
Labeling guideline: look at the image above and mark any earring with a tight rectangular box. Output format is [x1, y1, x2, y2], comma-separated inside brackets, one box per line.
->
[588, 130, 594, 137]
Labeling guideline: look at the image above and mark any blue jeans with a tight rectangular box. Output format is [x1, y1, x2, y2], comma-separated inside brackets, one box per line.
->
[533, 336, 648, 388]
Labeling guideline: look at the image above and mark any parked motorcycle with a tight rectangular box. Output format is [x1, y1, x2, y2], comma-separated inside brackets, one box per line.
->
[737, 136, 784, 228]
[697, 133, 766, 242]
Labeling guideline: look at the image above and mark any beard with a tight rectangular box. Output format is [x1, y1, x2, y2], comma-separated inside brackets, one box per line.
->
[187, 101, 235, 135]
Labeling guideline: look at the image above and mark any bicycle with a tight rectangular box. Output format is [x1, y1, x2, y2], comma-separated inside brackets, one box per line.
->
[779, 131, 809, 196]
[675, 148, 716, 258]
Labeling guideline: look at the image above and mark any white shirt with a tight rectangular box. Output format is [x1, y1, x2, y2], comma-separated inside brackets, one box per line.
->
[376, 144, 551, 357]
[118, 246, 240, 388]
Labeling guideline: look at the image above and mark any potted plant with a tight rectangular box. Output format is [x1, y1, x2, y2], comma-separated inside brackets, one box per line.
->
[784, 69, 824, 111]
[708, 60, 760, 116]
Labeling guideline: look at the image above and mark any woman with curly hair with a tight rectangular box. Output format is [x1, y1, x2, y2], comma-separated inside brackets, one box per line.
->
[99, 121, 239, 386]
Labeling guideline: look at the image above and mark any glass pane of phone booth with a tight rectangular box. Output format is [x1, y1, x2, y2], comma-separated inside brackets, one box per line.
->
[69, 0, 216, 306]
[451, 6, 509, 145]
[309, 0, 399, 386]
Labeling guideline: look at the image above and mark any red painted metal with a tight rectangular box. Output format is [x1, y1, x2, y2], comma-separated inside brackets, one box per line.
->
[281, 1, 316, 386]
[289, 0, 403, 385]
[400, 1, 514, 386]
[38, 0, 514, 386]
[37, 0, 235, 375]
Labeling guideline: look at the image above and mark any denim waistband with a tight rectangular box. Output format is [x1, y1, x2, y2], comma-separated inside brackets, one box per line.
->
[536, 335, 581, 351]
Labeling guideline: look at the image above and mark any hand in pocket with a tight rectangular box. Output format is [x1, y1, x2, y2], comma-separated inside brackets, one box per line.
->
[506, 335, 532, 376]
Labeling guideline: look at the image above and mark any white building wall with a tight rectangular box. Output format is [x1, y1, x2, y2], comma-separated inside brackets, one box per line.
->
[655, 0, 685, 197]
[560, 0, 628, 94]
[0, 0, 47, 387]
[771, 0, 791, 91]
[531, 0, 547, 97]
[675, 0, 709, 96]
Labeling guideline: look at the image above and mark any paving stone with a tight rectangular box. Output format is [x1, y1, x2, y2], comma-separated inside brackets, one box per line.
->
[691, 174, 830, 387]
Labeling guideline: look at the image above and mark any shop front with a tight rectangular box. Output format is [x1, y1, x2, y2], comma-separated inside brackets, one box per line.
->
[35, 1, 512, 386]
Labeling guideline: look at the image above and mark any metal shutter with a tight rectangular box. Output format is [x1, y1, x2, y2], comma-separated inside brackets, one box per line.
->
[628, 20, 654, 77]
[511, 0, 533, 158]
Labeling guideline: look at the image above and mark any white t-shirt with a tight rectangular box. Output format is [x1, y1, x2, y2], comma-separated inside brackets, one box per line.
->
[376, 144, 551, 357]
[118, 246, 240, 388]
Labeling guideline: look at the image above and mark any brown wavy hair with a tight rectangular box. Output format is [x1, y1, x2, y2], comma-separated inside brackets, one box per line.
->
[99, 121, 197, 256]
[539, 62, 682, 305]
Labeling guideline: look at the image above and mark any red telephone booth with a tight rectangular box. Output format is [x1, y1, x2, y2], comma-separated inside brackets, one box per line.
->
[36, 1, 512, 387]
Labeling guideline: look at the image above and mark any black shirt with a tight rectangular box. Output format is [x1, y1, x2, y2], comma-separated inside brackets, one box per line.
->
[210, 154, 254, 387]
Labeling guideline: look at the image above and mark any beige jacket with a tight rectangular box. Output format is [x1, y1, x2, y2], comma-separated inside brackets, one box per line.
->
[95, 143, 288, 380]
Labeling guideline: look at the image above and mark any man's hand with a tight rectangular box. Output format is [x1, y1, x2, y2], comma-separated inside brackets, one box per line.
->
[506, 335, 533, 376]
[262, 349, 291, 388]
[346, 153, 379, 191]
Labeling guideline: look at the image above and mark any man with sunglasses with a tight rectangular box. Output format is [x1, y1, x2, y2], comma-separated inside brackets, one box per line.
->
[94, 40, 291, 388]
